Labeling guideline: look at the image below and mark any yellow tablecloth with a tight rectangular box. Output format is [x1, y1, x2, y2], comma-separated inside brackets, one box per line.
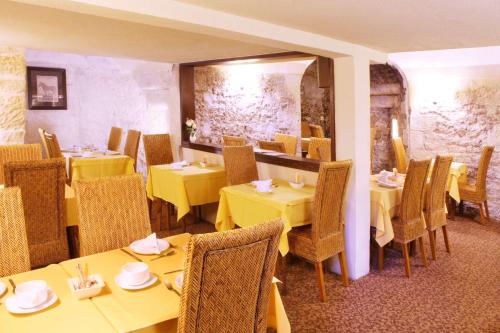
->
[59, 233, 290, 333]
[68, 154, 134, 183]
[0, 265, 116, 333]
[215, 179, 315, 255]
[146, 163, 226, 221]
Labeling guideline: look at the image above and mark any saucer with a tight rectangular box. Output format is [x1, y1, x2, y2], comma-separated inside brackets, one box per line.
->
[115, 273, 158, 290]
[129, 239, 169, 255]
[175, 273, 184, 289]
[5, 289, 58, 314]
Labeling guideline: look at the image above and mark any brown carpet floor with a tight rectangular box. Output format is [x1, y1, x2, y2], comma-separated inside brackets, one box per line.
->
[171, 216, 500, 332]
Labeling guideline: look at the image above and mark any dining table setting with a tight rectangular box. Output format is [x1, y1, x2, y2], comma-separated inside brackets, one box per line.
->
[0, 232, 290, 333]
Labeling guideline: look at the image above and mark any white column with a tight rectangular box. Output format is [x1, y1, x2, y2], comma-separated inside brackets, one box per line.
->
[329, 55, 371, 280]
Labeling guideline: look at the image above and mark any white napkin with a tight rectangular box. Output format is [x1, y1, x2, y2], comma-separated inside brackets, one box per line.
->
[169, 161, 188, 170]
[252, 179, 273, 192]
[135, 233, 160, 254]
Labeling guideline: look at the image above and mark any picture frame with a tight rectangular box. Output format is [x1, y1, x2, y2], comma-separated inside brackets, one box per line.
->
[27, 66, 67, 110]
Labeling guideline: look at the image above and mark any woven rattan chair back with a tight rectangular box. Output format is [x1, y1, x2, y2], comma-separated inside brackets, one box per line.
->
[274, 133, 298, 156]
[43, 132, 63, 158]
[143, 134, 174, 167]
[257, 140, 285, 153]
[178, 219, 284, 333]
[4, 158, 69, 267]
[475, 146, 494, 194]
[222, 135, 246, 146]
[222, 145, 259, 186]
[399, 159, 431, 225]
[124, 129, 141, 171]
[425, 156, 453, 230]
[311, 161, 352, 241]
[307, 137, 331, 160]
[0, 187, 31, 277]
[73, 174, 151, 256]
[38, 128, 49, 158]
[301, 121, 312, 138]
[309, 124, 325, 138]
[107, 126, 123, 151]
[392, 137, 408, 173]
[317, 146, 331, 162]
[0, 144, 42, 184]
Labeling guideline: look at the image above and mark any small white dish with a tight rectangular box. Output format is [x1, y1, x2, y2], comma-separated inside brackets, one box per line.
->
[289, 181, 304, 189]
[175, 273, 184, 289]
[68, 274, 105, 300]
[129, 239, 169, 255]
[0, 281, 6, 297]
[377, 180, 398, 188]
[115, 273, 158, 290]
[5, 289, 58, 314]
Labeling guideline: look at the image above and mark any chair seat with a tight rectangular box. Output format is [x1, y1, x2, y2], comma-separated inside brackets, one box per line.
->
[288, 225, 344, 262]
[392, 216, 427, 244]
[458, 182, 486, 203]
[424, 208, 447, 231]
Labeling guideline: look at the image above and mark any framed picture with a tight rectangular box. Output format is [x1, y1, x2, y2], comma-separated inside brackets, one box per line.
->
[27, 66, 67, 110]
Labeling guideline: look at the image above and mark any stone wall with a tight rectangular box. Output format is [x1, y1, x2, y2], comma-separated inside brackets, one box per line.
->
[194, 61, 311, 146]
[0, 47, 26, 144]
[24, 49, 180, 175]
[300, 60, 330, 137]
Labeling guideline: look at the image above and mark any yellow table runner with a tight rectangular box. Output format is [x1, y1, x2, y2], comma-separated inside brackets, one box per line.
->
[215, 179, 315, 255]
[146, 163, 226, 221]
[69, 154, 134, 183]
[0, 265, 116, 333]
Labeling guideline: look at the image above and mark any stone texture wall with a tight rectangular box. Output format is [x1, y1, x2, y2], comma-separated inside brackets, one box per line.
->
[0, 47, 26, 144]
[194, 61, 310, 146]
[407, 66, 500, 221]
[24, 50, 180, 175]
[300, 60, 330, 137]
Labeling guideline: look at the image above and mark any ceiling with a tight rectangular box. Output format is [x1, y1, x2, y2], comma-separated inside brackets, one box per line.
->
[0, 1, 281, 63]
[177, 0, 500, 52]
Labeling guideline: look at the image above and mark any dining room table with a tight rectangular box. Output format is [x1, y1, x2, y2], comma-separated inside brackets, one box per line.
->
[0, 233, 290, 333]
[146, 162, 227, 222]
[216, 179, 315, 256]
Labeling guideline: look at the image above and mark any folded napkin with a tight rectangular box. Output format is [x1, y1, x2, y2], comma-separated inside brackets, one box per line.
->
[135, 233, 160, 254]
[169, 161, 188, 170]
[251, 179, 273, 187]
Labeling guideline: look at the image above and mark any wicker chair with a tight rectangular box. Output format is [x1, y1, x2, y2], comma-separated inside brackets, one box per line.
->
[317, 146, 331, 162]
[379, 159, 430, 278]
[392, 137, 408, 173]
[309, 124, 325, 138]
[107, 126, 123, 151]
[257, 140, 286, 153]
[458, 146, 495, 224]
[307, 137, 331, 160]
[124, 129, 141, 171]
[425, 155, 453, 260]
[301, 121, 312, 138]
[4, 158, 69, 268]
[177, 219, 283, 333]
[222, 145, 259, 186]
[288, 160, 353, 302]
[73, 174, 152, 256]
[222, 135, 246, 146]
[43, 131, 63, 158]
[0, 144, 42, 184]
[143, 134, 174, 233]
[0, 187, 31, 277]
[275, 133, 298, 156]
[38, 128, 49, 158]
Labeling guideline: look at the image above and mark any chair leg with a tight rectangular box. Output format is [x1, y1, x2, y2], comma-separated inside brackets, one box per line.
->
[458, 200, 464, 216]
[402, 243, 411, 278]
[484, 200, 491, 224]
[338, 251, 349, 287]
[478, 203, 487, 225]
[418, 237, 428, 268]
[428, 230, 437, 260]
[447, 194, 456, 221]
[442, 225, 451, 254]
[378, 245, 384, 271]
[314, 261, 327, 302]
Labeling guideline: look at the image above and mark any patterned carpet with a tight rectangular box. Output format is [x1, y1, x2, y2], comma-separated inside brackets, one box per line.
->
[172, 216, 500, 332]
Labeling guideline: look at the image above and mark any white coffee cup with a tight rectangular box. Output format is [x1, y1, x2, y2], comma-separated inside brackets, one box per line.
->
[15, 280, 48, 309]
[121, 262, 150, 286]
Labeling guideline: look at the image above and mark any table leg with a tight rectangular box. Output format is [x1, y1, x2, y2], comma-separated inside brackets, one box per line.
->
[447, 194, 456, 221]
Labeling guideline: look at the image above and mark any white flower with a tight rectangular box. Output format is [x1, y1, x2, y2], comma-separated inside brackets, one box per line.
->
[185, 119, 193, 127]
[192, 123, 197, 130]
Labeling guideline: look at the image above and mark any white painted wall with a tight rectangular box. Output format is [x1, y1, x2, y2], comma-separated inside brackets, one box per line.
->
[24, 49, 181, 175]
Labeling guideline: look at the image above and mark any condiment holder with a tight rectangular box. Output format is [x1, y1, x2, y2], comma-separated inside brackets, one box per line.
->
[68, 263, 104, 300]
[289, 173, 304, 189]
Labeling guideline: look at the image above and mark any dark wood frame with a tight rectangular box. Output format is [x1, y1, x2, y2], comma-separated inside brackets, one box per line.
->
[179, 52, 335, 172]
[27, 66, 67, 110]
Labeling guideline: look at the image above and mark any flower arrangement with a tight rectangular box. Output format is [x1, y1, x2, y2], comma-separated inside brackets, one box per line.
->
[185, 118, 197, 142]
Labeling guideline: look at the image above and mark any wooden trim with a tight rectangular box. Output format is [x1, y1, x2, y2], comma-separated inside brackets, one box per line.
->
[182, 141, 320, 172]
[316, 56, 331, 88]
[179, 65, 195, 141]
[329, 58, 336, 161]
[181, 51, 310, 67]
